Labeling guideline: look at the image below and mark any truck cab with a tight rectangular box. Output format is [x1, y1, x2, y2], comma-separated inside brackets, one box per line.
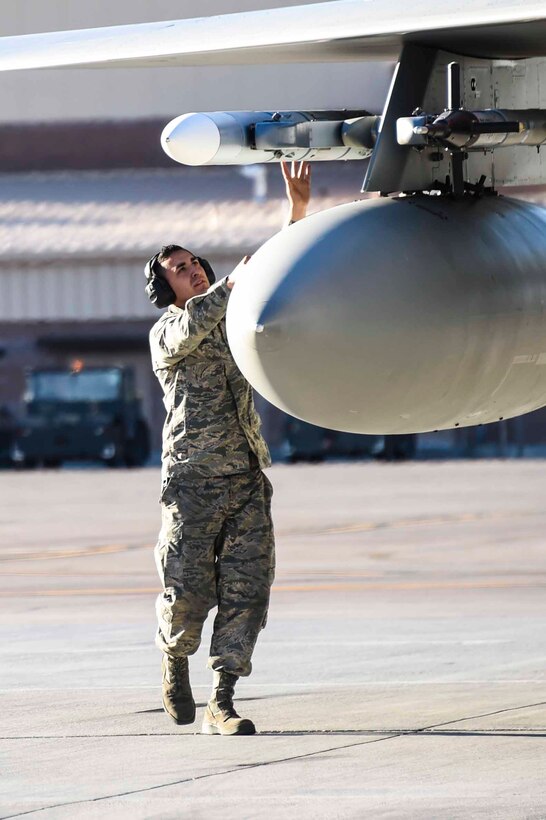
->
[12, 364, 150, 468]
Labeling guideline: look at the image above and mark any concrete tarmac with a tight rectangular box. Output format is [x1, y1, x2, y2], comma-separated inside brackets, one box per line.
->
[1, 461, 545, 819]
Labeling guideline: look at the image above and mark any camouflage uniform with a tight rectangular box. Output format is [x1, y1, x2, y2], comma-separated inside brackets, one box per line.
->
[149, 276, 275, 677]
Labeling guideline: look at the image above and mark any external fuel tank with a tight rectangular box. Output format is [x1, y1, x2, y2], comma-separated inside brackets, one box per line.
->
[225, 195, 546, 434]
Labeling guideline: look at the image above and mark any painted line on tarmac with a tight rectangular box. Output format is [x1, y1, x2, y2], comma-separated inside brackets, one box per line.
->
[261, 638, 514, 646]
[0, 570, 154, 576]
[0, 639, 515, 658]
[0, 680, 543, 693]
[273, 579, 546, 592]
[293, 509, 542, 536]
[0, 543, 135, 562]
[2, 730, 544, 739]
[2, 508, 543, 563]
[0, 577, 543, 596]
[0, 570, 382, 578]
[0, 639, 512, 655]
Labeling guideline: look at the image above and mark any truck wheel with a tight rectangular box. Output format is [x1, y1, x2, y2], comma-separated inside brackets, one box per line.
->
[124, 420, 151, 467]
[14, 458, 37, 470]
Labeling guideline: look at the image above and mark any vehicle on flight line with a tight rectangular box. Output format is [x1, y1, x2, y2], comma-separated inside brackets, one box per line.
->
[0, 405, 18, 467]
[11, 363, 150, 468]
[286, 417, 384, 463]
[2, 2, 546, 437]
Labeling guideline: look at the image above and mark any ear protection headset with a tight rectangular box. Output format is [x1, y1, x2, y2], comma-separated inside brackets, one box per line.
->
[144, 253, 216, 309]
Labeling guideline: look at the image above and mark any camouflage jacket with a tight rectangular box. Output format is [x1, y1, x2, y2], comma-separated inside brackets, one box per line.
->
[149, 276, 271, 478]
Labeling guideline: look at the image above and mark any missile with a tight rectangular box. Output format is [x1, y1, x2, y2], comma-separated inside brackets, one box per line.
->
[225, 195, 546, 434]
[161, 110, 377, 165]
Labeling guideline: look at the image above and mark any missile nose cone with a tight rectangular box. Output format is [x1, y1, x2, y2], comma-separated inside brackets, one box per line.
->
[161, 113, 221, 166]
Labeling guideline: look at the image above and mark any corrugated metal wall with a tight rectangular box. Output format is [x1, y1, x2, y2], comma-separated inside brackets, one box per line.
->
[0, 256, 239, 322]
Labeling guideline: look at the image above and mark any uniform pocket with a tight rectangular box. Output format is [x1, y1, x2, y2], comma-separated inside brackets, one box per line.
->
[262, 471, 274, 498]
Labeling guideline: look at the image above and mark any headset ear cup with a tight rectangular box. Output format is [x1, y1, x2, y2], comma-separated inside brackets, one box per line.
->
[199, 257, 216, 285]
[144, 254, 176, 308]
[145, 278, 176, 308]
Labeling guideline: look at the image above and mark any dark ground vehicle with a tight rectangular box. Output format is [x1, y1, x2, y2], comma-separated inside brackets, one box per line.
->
[0, 406, 18, 466]
[375, 434, 418, 461]
[12, 365, 150, 468]
[286, 417, 382, 462]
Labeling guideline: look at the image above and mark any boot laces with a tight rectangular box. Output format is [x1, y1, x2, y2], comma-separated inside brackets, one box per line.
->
[169, 656, 189, 689]
[215, 673, 238, 717]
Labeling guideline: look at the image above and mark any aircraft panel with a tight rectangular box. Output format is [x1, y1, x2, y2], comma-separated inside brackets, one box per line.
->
[465, 57, 546, 187]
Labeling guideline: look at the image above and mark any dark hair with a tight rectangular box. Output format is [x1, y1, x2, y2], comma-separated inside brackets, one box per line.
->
[153, 244, 193, 277]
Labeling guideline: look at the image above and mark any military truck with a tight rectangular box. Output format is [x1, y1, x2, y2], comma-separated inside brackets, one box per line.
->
[12, 364, 150, 468]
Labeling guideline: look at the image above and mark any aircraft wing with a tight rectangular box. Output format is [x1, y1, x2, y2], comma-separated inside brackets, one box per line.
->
[0, 0, 545, 72]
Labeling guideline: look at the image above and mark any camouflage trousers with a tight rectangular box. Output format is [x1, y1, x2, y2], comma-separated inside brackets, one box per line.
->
[154, 468, 275, 677]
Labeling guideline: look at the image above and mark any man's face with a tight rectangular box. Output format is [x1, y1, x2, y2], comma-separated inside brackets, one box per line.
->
[159, 249, 209, 307]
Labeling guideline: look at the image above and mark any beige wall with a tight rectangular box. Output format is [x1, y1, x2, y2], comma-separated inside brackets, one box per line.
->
[0, 0, 392, 123]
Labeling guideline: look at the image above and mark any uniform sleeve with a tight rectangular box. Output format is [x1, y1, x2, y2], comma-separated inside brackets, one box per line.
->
[150, 277, 231, 366]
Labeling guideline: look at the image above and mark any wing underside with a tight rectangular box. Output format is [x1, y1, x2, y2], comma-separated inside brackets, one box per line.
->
[0, 0, 545, 72]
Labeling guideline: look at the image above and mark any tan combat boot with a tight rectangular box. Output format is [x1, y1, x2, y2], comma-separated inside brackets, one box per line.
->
[201, 671, 256, 735]
[161, 654, 196, 725]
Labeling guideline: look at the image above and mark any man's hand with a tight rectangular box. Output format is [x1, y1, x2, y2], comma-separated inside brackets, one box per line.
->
[281, 160, 311, 225]
[227, 255, 251, 290]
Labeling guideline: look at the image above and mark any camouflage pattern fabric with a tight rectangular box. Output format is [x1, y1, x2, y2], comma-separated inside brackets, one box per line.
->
[154, 468, 275, 677]
[149, 277, 271, 479]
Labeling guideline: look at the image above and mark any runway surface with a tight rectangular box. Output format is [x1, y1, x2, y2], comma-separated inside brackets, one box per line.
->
[1, 461, 545, 819]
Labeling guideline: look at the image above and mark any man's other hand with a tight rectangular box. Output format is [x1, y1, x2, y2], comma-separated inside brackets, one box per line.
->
[227, 255, 252, 290]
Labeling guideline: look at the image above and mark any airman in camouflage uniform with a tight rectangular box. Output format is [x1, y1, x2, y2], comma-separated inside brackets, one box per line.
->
[148, 160, 311, 735]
